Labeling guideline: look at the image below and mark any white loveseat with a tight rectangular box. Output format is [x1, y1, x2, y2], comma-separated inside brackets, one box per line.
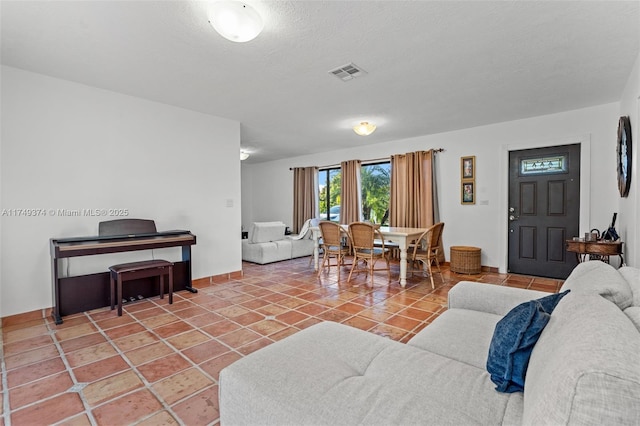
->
[220, 261, 640, 424]
[241, 221, 314, 264]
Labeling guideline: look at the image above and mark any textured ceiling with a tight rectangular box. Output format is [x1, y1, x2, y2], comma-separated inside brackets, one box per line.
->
[2, 1, 639, 163]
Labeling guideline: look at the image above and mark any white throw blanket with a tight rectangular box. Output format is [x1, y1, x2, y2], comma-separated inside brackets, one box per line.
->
[288, 218, 313, 240]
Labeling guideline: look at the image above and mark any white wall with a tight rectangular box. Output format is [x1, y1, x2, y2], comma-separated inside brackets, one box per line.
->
[242, 102, 622, 271]
[1, 66, 243, 318]
[618, 52, 640, 267]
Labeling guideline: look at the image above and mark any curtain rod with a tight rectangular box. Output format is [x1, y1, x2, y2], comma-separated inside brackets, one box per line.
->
[289, 148, 444, 170]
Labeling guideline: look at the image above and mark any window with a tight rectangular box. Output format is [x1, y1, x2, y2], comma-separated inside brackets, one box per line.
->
[318, 161, 390, 224]
[318, 167, 341, 221]
[361, 162, 390, 225]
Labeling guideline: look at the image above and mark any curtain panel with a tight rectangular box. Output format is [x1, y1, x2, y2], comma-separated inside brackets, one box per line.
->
[340, 160, 362, 224]
[390, 150, 443, 261]
[292, 166, 318, 233]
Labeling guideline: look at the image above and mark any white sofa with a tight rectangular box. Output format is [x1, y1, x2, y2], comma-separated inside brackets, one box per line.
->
[242, 221, 314, 264]
[220, 261, 640, 424]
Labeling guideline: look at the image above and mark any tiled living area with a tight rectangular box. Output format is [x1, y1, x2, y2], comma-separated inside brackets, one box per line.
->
[1, 258, 563, 426]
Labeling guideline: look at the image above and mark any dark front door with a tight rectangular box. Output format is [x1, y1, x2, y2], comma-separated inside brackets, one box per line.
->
[508, 144, 580, 279]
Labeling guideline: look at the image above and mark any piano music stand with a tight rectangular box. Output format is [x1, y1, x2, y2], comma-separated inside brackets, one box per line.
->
[100, 219, 174, 316]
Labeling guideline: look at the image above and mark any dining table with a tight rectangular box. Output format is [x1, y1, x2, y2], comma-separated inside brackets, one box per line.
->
[311, 225, 428, 287]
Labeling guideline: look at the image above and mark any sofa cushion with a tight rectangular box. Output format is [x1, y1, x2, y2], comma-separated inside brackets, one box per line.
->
[624, 306, 640, 332]
[619, 266, 640, 306]
[487, 291, 570, 393]
[560, 261, 633, 309]
[220, 322, 524, 426]
[249, 222, 286, 243]
[408, 308, 502, 369]
[523, 293, 640, 425]
[242, 240, 290, 264]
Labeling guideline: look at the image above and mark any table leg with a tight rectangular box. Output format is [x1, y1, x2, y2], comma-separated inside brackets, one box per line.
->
[399, 245, 408, 288]
[312, 229, 320, 271]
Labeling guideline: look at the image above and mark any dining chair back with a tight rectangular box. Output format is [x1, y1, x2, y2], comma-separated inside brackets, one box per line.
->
[409, 222, 445, 288]
[318, 221, 350, 281]
[347, 222, 391, 286]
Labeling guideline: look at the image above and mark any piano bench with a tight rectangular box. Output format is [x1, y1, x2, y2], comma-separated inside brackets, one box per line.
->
[109, 260, 174, 316]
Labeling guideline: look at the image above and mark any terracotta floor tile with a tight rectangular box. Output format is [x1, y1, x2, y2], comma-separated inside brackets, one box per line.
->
[136, 410, 179, 425]
[237, 337, 274, 355]
[10, 392, 84, 426]
[9, 371, 73, 410]
[239, 298, 271, 310]
[275, 310, 309, 326]
[217, 328, 263, 348]
[201, 319, 241, 337]
[3, 334, 54, 356]
[59, 333, 106, 354]
[295, 317, 323, 330]
[83, 370, 144, 406]
[130, 306, 166, 320]
[384, 314, 422, 332]
[171, 386, 219, 425]
[4, 344, 59, 371]
[167, 330, 211, 350]
[398, 307, 435, 321]
[122, 300, 157, 313]
[296, 303, 329, 316]
[103, 322, 146, 340]
[232, 311, 265, 326]
[7, 357, 66, 388]
[247, 320, 288, 337]
[255, 303, 289, 316]
[410, 299, 444, 313]
[73, 354, 129, 383]
[92, 389, 162, 425]
[3, 324, 50, 345]
[186, 312, 224, 328]
[154, 320, 194, 338]
[66, 341, 118, 368]
[334, 302, 366, 315]
[125, 341, 176, 366]
[182, 340, 229, 364]
[57, 413, 92, 426]
[316, 309, 352, 323]
[173, 306, 210, 319]
[94, 313, 135, 330]
[199, 352, 242, 380]
[53, 323, 98, 341]
[137, 353, 192, 383]
[341, 316, 378, 332]
[153, 368, 213, 405]
[140, 312, 180, 328]
[113, 331, 159, 352]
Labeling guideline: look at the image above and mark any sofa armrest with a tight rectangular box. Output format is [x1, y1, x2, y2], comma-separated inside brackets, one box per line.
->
[448, 281, 551, 316]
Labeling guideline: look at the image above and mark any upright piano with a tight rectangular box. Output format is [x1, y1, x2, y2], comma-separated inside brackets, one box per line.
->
[50, 230, 197, 324]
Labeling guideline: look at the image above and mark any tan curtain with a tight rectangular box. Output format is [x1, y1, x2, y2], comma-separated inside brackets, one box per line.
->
[390, 150, 443, 261]
[340, 160, 362, 224]
[292, 166, 318, 233]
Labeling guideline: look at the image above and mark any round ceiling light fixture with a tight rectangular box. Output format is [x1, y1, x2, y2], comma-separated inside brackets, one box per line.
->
[240, 150, 250, 160]
[353, 122, 377, 136]
[209, 1, 264, 43]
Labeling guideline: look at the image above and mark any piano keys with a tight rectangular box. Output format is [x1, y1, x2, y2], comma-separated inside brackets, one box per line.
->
[50, 230, 197, 324]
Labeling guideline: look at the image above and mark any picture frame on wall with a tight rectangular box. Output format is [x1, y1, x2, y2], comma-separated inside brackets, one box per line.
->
[461, 156, 475, 179]
[461, 180, 475, 204]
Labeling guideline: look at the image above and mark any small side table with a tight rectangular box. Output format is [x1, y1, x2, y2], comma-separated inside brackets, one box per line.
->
[565, 240, 624, 266]
[450, 246, 481, 274]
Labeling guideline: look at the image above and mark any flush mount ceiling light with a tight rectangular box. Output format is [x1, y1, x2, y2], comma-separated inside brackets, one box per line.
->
[240, 150, 250, 160]
[209, 1, 263, 43]
[353, 122, 377, 136]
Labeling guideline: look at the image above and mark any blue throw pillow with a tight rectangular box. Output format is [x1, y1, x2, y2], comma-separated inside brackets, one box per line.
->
[487, 290, 570, 393]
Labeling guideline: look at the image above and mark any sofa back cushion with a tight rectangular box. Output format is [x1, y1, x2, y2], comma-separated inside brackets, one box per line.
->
[619, 266, 640, 306]
[560, 261, 633, 309]
[523, 293, 640, 425]
[249, 222, 286, 244]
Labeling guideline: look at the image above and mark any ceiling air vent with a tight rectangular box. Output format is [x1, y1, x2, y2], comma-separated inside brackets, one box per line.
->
[329, 63, 367, 82]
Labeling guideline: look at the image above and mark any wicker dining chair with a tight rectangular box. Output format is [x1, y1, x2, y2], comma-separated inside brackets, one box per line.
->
[318, 221, 350, 281]
[408, 222, 445, 288]
[347, 222, 391, 286]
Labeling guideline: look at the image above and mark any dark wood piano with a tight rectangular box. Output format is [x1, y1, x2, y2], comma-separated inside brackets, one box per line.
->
[50, 229, 197, 324]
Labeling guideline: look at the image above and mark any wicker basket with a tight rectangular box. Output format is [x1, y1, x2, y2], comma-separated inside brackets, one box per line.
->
[450, 246, 481, 274]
